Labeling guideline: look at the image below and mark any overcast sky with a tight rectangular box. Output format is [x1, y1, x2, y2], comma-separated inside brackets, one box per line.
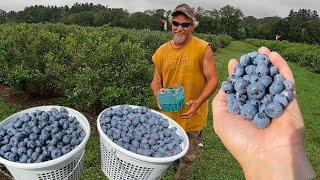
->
[0, 0, 319, 18]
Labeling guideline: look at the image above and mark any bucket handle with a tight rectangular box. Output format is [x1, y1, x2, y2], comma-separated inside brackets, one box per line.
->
[63, 150, 85, 180]
[0, 150, 85, 180]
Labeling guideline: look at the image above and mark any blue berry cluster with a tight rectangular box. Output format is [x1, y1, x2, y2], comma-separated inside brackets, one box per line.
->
[0, 107, 86, 163]
[99, 105, 184, 158]
[221, 52, 294, 128]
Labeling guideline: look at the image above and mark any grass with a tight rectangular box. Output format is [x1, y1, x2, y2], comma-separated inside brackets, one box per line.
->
[0, 41, 319, 179]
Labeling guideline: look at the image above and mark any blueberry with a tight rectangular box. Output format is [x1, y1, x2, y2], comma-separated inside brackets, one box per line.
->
[9, 136, 20, 146]
[239, 55, 251, 66]
[247, 83, 266, 99]
[253, 112, 271, 128]
[273, 94, 289, 107]
[27, 149, 33, 158]
[70, 138, 80, 146]
[248, 51, 259, 59]
[51, 148, 62, 159]
[227, 99, 243, 114]
[17, 141, 27, 148]
[62, 145, 71, 155]
[32, 126, 40, 134]
[62, 135, 71, 144]
[255, 64, 269, 76]
[57, 142, 64, 148]
[234, 65, 245, 77]
[29, 133, 39, 140]
[234, 79, 249, 94]
[245, 65, 256, 75]
[270, 66, 279, 77]
[258, 75, 273, 87]
[226, 93, 236, 104]
[261, 94, 274, 104]
[19, 154, 28, 163]
[221, 81, 234, 94]
[51, 127, 60, 134]
[269, 81, 285, 95]
[265, 102, 283, 118]
[27, 140, 37, 149]
[283, 80, 294, 90]
[255, 54, 270, 66]
[8, 152, 19, 162]
[39, 132, 50, 141]
[281, 89, 294, 101]
[241, 103, 258, 120]
[35, 139, 46, 147]
[1, 144, 11, 152]
[274, 74, 285, 82]
[31, 151, 40, 162]
[13, 121, 23, 129]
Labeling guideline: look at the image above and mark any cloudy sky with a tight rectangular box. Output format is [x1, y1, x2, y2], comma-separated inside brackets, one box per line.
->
[0, 0, 319, 18]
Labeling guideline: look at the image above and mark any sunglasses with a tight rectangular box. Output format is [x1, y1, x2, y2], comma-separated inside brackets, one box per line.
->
[172, 21, 192, 28]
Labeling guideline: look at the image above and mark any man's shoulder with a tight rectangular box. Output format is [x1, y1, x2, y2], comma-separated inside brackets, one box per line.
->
[156, 41, 171, 52]
[191, 36, 209, 45]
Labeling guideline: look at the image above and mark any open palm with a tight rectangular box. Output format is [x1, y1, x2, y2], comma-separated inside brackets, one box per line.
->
[212, 47, 305, 168]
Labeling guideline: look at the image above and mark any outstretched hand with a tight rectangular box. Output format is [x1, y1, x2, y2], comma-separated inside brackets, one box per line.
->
[212, 47, 315, 179]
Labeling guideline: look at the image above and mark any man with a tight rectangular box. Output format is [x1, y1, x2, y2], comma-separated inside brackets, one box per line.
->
[160, 18, 168, 32]
[150, 4, 219, 180]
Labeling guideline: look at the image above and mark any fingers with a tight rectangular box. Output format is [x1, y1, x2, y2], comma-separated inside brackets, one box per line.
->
[268, 52, 294, 82]
[258, 46, 294, 82]
[181, 110, 194, 119]
[258, 46, 271, 55]
[213, 89, 227, 103]
[186, 100, 194, 106]
[228, 59, 238, 75]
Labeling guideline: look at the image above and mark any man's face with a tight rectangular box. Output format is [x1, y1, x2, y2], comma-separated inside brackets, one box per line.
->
[171, 15, 194, 45]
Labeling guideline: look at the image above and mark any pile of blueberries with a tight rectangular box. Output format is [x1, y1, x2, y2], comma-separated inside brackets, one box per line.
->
[0, 107, 86, 163]
[99, 105, 184, 158]
[221, 52, 294, 128]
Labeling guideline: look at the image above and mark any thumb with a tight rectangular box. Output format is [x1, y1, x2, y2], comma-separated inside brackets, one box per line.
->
[186, 100, 194, 106]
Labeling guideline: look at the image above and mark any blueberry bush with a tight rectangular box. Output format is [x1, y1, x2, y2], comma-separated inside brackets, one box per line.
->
[0, 23, 232, 111]
[246, 39, 320, 73]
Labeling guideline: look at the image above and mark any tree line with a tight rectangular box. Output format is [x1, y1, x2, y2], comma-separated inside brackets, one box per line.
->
[0, 3, 319, 44]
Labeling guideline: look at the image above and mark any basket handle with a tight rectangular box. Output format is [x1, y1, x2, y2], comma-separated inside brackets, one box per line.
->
[110, 148, 140, 180]
[62, 150, 85, 180]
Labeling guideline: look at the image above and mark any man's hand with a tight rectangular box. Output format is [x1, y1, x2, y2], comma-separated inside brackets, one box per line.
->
[181, 99, 201, 119]
[156, 88, 164, 110]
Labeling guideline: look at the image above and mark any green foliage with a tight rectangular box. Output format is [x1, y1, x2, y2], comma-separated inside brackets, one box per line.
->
[217, 34, 233, 48]
[0, 23, 67, 95]
[0, 23, 231, 111]
[246, 39, 320, 73]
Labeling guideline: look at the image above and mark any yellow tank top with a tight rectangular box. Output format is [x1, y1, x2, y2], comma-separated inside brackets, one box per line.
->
[152, 36, 209, 132]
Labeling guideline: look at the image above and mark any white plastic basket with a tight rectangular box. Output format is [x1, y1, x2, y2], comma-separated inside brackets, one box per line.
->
[0, 106, 91, 180]
[97, 105, 189, 180]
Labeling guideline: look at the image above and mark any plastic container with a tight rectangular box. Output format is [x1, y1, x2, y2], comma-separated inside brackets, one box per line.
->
[157, 87, 185, 112]
[0, 106, 91, 180]
[97, 105, 189, 180]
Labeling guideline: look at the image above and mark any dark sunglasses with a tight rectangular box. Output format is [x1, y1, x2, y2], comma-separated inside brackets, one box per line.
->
[172, 21, 192, 28]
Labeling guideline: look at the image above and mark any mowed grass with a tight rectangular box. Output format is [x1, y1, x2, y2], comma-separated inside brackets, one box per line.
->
[0, 41, 319, 180]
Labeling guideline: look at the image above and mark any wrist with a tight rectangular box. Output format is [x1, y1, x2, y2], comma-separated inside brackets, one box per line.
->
[242, 145, 315, 180]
